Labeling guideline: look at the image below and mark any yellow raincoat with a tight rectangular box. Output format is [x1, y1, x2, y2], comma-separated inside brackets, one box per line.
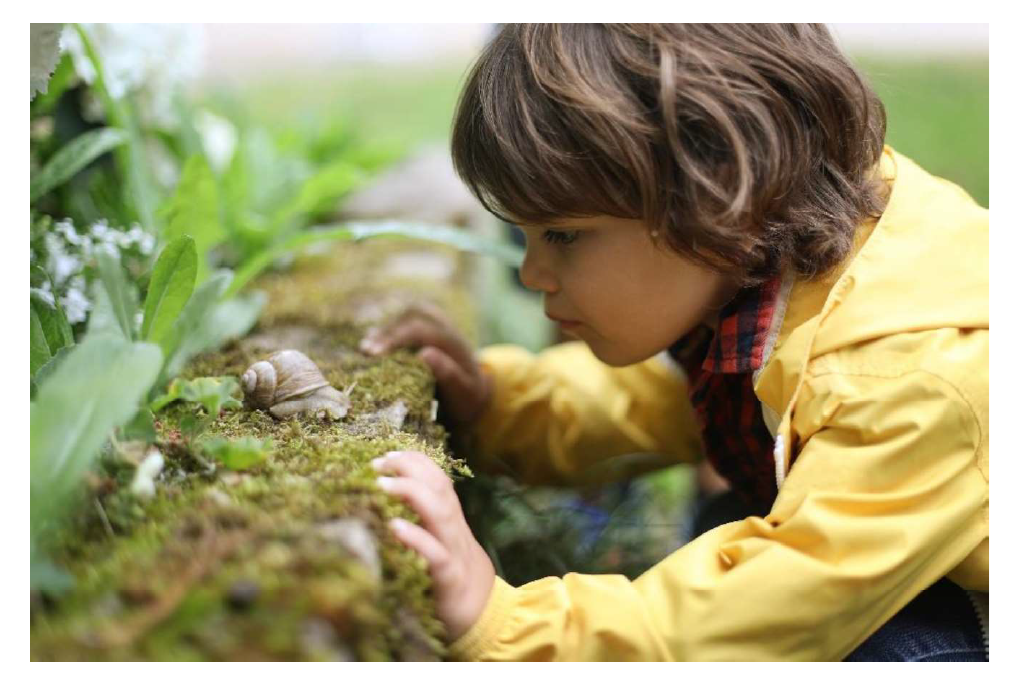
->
[449, 147, 989, 661]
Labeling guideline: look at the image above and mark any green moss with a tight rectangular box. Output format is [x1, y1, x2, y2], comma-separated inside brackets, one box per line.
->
[31, 239, 475, 661]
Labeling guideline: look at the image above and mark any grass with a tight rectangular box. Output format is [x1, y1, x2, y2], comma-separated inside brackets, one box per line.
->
[202, 54, 988, 211]
[856, 55, 989, 207]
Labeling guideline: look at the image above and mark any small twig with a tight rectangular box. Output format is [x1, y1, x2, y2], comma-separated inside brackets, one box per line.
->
[94, 523, 250, 648]
[94, 497, 114, 540]
[107, 431, 123, 456]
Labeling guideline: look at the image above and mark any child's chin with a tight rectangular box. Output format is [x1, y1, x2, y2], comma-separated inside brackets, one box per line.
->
[585, 340, 649, 367]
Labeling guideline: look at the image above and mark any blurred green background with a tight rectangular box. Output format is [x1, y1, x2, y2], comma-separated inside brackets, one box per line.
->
[206, 55, 989, 208]
[856, 56, 988, 206]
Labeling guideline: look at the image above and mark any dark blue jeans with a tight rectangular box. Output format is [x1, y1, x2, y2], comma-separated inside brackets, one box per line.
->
[688, 490, 988, 662]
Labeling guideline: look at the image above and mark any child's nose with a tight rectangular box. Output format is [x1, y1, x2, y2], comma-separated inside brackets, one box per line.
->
[519, 250, 560, 294]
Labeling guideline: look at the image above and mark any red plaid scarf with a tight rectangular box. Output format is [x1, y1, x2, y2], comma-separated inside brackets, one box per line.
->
[668, 276, 783, 511]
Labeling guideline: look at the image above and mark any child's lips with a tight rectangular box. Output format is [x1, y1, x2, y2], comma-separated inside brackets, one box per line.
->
[546, 313, 582, 329]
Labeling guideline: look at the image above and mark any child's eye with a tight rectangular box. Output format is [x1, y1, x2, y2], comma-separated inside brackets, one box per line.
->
[542, 229, 580, 246]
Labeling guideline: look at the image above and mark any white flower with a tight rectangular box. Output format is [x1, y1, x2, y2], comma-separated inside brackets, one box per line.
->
[33, 283, 56, 307]
[61, 281, 91, 324]
[96, 241, 120, 260]
[61, 24, 206, 130]
[136, 229, 156, 255]
[195, 110, 238, 173]
[54, 218, 83, 246]
[90, 219, 110, 240]
[31, 23, 64, 100]
[44, 231, 82, 286]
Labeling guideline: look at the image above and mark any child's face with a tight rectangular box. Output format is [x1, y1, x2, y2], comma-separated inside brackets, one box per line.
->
[517, 216, 738, 366]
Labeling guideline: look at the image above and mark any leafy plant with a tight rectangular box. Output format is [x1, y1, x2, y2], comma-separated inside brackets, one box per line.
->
[200, 436, 272, 471]
[95, 250, 138, 339]
[30, 287, 74, 377]
[157, 155, 225, 283]
[140, 235, 197, 348]
[30, 127, 127, 203]
[158, 270, 264, 384]
[31, 335, 163, 591]
[150, 376, 243, 418]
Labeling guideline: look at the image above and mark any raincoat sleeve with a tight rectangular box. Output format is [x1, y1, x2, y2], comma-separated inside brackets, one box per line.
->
[449, 364, 989, 660]
[465, 342, 704, 486]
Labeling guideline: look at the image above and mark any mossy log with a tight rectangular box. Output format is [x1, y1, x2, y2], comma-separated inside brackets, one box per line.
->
[31, 239, 478, 660]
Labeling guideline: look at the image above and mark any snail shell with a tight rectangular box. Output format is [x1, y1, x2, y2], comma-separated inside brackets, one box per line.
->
[241, 349, 330, 410]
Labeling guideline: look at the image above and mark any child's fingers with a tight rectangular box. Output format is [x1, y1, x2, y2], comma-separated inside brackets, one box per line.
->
[361, 317, 451, 357]
[376, 475, 457, 543]
[418, 346, 478, 403]
[388, 518, 450, 571]
[373, 450, 449, 487]
[398, 302, 453, 329]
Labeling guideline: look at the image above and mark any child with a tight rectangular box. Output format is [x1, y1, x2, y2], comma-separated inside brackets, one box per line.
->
[362, 24, 989, 660]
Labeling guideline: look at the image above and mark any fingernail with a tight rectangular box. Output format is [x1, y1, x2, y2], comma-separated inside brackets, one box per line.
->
[371, 457, 385, 471]
[376, 477, 394, 491]
[389, 518, 407, 532]
[385, 451, 402, 459]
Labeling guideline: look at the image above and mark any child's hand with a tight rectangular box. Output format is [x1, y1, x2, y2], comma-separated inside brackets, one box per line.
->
[358, 304, 493, 427]
[373, 450, 496, 642]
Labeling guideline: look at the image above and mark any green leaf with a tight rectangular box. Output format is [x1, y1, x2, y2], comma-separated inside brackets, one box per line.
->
[30, 23, 65, 102]
[141, 236, 197, 348]
[30, 305, 52, 378]
[86, 281, 125, 338]
[31, 50, 75, 115]
[150, 377, 242, 419]
[29, 127, 127, 203]
[31, 551, 75, 595]
[30, 267, 75, 351]
[186, 377, 243, 418]
[165, 289, 264, 381]
[149, 378, 186, 413]
[122, 407, 157, 443]
[340, 138, 405, 172]
[227, 221, 525, 297]
[156, 270, 230, 379]
[96, 251, 138, 340]
[30, 336, 163, 562]
[200, 436, 272, 471]
[179, 412, 208, 441]
[270, 161, 365, 230]
[157, 270, 262, 383]
[158, 155, 225, 282]
[72, 24, 157, 232]
[31, 214, 53, 245]
[33, 345, 75, 392]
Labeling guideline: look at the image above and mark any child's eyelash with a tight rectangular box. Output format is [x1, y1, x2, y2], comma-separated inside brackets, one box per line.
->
[542, 229, 580, 245]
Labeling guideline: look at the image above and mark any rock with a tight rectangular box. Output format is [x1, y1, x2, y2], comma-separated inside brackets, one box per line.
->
[130, 451, 164, 500]
[357, 400, 409, 432]
[381, 251, 456, 282]
[316, 518, 382, 582]
[299, 617, 354, 661]
[204, 487, 233, 508]
[226, 580, 260, 611]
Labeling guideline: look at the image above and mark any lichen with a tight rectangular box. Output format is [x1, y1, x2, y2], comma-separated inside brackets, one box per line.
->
[31, 239, 473, 661]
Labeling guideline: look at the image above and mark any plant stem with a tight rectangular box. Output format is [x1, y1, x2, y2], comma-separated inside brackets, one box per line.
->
[225, 220, 524, 297]
[72, 24, 157, 233]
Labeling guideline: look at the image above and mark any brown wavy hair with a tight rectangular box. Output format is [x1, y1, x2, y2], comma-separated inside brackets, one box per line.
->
[451, 24, 888, 284]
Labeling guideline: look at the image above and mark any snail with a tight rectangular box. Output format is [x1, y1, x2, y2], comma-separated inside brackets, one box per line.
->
[241, 349, 352, 420]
